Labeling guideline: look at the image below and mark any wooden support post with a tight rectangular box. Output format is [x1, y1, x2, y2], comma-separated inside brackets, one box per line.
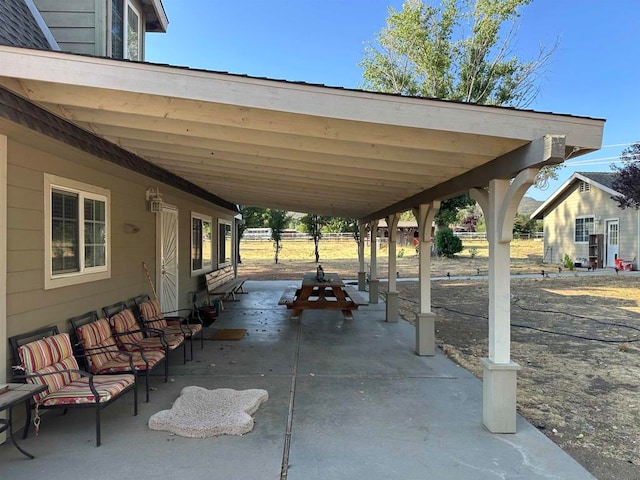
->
[413, 201, 439, 355]
[470, 167, 539, 433]
[369, 220, 379, 304]
[386, 214, 399, 322]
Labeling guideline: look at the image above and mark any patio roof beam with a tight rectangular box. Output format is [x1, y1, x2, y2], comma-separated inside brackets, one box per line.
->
[361, 135, 566, 221]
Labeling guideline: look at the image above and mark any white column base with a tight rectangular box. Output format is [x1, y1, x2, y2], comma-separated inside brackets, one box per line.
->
[358, 271, 366, 291]
[385, 291, 399, 323]
[415, 312, 436, 356]
[481, 358, 521, 433]
[368, 279, 379, 304]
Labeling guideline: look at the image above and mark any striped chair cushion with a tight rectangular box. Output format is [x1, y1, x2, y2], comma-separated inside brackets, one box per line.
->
[40, 374, 135, 406]
[136, 335, 183, 352]
[76, 318, 120, 373]
[139, 298, 202, 338]
[97, 350, 165, 373]
[138, 298, 168, 329]
[17, 333, 82, 403]
[110, 309, 144, 345]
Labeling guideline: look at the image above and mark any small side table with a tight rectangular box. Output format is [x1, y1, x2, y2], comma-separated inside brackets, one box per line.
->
[0, 383, 47, 459]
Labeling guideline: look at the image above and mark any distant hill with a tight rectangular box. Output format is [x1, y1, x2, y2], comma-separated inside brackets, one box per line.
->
[518, 196, 544, 216]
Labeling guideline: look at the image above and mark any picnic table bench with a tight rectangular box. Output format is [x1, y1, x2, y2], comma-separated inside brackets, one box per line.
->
[278, 273, 367, 319]
[206, 265, 248, 309]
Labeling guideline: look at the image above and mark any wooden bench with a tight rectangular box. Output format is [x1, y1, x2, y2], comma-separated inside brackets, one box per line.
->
[278, 287, 300, 308]
[206, 265, 248, 309]
[344, 286, 368, 306]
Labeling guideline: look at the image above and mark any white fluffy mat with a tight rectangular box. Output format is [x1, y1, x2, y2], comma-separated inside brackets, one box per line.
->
[148, 386, 269, 438]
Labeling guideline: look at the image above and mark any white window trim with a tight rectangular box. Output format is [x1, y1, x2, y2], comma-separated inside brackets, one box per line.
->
[44, 174, 111, 290]
[574, 215, 595, 244]
[125, 1, 142, 60]
[110, 0, 143, 60]
[218, 219, 233, 268]
[191, 211, 213, 276]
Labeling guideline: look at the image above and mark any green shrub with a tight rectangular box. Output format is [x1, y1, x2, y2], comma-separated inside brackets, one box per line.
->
[563, 253, 574, 270]
[436, 227, 463, 258]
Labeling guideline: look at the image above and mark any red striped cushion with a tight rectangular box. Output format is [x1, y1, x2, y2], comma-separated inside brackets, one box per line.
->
[40, 374, 134, 406]
[110, 309, 144, 345]
[138, 299, 168, 329]
[17, 334, 81, 403]
[76, 318, 119, 373]
[97, 350, 164, 373]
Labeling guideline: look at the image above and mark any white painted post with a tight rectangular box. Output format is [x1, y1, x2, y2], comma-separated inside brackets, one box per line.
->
[488, 180, 512, 364]
[470, 169, 539, 433]
[369, 220, 379, 304]
[386, 214, 399, 322]
[358, 221, 366, 291]
[413, 202, 439, 355]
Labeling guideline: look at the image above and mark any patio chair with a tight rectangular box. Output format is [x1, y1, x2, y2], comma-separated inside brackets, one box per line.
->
[9, 326, 137, 447]
[102, 301, 184, 379]
[68, 311, 166, 402]
[132, 294, 204, 361]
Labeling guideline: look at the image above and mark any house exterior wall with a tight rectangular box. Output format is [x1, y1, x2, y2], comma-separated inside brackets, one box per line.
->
[542, 182, 638, 268]
[4, 123, 235, 370]
[32, 0, 104, 55]
[32, 0, 148, 58]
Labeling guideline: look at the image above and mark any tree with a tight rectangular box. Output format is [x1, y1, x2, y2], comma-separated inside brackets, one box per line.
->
[238, 206, 268, 238]
[612, 143, 640, 209]
[434, 194, 475, 227]
[360, 0, 558, 189]
[512, 213, 538, 236]
[266, 209, 291, 264]
[300, 213, 330, 262]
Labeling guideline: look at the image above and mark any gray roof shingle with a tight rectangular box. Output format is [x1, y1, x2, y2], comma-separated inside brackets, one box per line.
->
[0, 0, 52, 50]
[577, 171, 617, 190]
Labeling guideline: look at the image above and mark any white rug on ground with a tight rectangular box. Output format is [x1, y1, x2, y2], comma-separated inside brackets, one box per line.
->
[148, 386, 269, 438]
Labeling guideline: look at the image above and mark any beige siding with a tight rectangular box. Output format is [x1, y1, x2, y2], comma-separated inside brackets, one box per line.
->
[542, 181, 639, 268]
[5, 128, 235, 350]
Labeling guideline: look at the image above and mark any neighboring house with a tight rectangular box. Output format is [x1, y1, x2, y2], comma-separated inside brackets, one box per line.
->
[531, 172, 639, 269]
[0, 1, 238, 342]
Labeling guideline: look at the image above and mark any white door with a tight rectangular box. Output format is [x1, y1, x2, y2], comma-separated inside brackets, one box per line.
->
[606, 220, 619, 267]
[158, 205, 179, 313]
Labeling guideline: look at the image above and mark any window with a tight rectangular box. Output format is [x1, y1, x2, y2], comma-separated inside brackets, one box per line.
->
[218, 220, 232, 266]
[575, 216, 594, 243]
[112, 0, 141, 60]
[45, 175, 110, 289]
[191, 213, 212, 274]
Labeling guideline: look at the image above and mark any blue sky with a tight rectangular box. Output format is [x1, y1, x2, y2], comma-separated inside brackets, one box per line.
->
[146, 0, 639, 201]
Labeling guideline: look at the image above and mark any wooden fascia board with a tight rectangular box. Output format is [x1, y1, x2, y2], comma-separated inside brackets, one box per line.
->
[0, 47, 605, 147]
[362, 135, 566, 222]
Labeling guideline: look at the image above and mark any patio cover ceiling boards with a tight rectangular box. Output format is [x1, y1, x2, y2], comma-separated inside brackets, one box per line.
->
[0, 46, 605, 219]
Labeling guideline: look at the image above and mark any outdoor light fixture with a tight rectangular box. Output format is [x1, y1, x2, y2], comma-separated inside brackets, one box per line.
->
[146, 187, 164, 213]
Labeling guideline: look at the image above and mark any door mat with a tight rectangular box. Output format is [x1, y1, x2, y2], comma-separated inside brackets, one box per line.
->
[209, 329, 247, 341]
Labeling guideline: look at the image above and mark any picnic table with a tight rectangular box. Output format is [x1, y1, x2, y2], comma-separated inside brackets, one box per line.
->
[278, 272, 367, 319]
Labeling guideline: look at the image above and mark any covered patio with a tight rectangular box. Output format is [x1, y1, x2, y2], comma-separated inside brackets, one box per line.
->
[0, 45, 605, 439]
[0, 281, 595, 479]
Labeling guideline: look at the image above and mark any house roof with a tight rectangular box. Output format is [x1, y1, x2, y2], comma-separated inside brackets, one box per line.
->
[0, 0, 55, 50]
[0, 46, 606, 220]
[530, 171, 620, 219]
[142, 0, 169, 33]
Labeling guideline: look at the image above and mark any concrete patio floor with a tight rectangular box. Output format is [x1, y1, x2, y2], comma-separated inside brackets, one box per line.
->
[0, 280, 595, 479]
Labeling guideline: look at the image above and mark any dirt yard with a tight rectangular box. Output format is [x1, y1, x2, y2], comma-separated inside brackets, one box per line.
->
[238, 238, 640, 479]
